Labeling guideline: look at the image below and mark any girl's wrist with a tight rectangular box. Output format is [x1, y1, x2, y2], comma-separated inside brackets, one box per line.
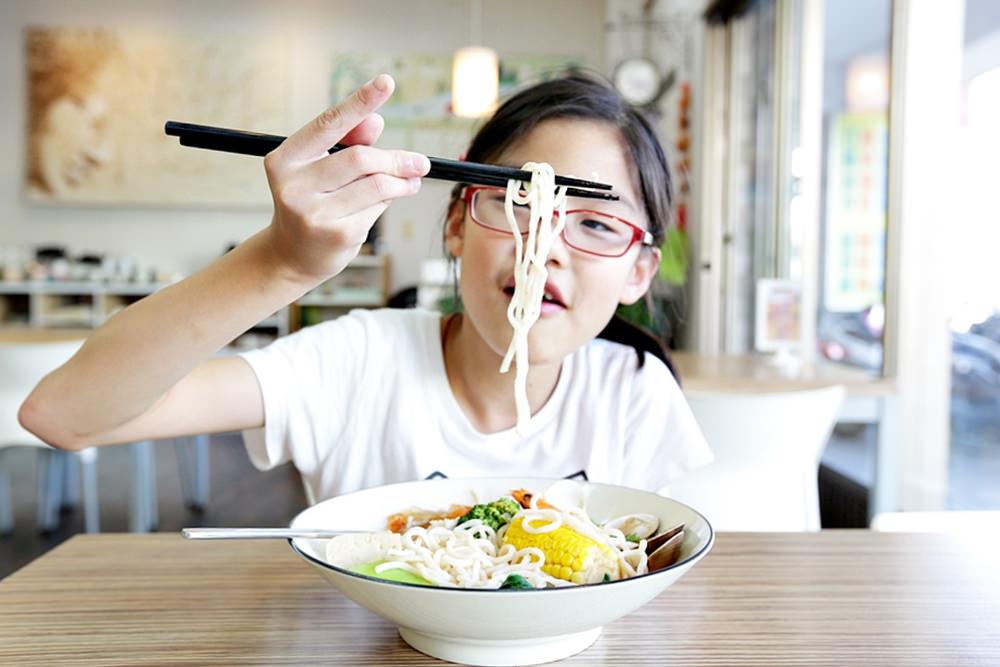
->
[244, 227, 329, 296]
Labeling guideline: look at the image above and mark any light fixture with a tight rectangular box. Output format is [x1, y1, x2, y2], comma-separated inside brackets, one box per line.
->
[845, 56, 889, 112]
[452, 0, 498, 118]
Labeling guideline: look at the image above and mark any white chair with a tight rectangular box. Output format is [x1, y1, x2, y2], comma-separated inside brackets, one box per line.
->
[128, 434, 211, 533]
[0, 334, 213, 535]
[0, 337, 99, 534]
[417, 258, 454, 310]
[666, 385, 846, 531]
[871, 510, 1000, 532]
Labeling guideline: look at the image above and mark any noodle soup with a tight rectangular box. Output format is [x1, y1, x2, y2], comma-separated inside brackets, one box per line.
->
[287, 478, 713, 666]
[324, 480, 680, 589]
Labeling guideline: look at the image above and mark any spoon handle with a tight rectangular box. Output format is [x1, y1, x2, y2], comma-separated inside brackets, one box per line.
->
[181, 528, 361, 540]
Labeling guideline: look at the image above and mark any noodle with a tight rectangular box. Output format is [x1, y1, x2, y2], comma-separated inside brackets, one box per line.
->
[500, 163, 568, 434]
[346, 499, 651, 589]
[371, 519, 563, 589]
[327, 484, 669, 590]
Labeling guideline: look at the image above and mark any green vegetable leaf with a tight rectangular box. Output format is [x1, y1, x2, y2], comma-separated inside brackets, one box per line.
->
[500, 574, 534, 590]
[625, 533, 641, 543]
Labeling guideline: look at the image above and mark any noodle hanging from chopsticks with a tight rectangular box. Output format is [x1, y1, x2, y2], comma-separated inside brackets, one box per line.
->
[500, 163, 568, 434]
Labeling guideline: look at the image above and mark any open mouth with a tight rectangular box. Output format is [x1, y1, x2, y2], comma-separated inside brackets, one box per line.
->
[502, 285, 566, 308]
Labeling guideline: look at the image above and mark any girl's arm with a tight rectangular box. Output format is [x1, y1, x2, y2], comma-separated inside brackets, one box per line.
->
[20, 74, 428, 450]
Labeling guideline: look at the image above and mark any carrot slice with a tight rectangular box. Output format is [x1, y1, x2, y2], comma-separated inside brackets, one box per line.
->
[511, 489, 556, 510]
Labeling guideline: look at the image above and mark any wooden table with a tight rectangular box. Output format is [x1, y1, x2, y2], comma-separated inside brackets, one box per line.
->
[2, 532, 997, 665]
[671, 351, 895, 396]
[672, 352, 900, 519]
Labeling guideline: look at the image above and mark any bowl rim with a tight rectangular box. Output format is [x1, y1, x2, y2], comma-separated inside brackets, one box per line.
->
[288, 477, 715, 594]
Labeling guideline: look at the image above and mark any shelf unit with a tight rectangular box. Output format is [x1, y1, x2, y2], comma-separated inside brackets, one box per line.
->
[0, 254, 391, 348]
[291, 253, 390, 331]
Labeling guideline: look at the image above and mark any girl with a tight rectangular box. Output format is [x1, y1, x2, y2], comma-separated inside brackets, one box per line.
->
[20, 72, 711, 502]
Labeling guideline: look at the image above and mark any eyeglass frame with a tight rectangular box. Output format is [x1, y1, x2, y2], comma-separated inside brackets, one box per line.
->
[461, 185, 656, 258]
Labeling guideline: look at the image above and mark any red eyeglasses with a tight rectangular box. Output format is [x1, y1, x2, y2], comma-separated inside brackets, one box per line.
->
[463, 186, 654, 258]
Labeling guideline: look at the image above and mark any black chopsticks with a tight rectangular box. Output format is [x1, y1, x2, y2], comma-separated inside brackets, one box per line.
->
[164, 121, 619, 201]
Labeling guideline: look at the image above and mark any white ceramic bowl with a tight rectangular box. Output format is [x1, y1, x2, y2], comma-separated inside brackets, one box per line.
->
[289, 477, 713, 666]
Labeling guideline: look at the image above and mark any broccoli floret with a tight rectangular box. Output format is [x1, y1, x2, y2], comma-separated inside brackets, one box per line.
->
[500, 573, 534, 590]
[457, 496, 521, 532]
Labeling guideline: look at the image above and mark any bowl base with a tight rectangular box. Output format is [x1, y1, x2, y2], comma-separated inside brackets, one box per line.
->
[398, 625, 602, 666]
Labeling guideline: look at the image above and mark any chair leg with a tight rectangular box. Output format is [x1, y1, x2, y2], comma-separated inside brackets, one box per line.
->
[60, 451, 80, 512]
[193, 434, 210, 509]
[147, 447, 158, 530]
[176, 435, 210, 512]
[78, 448, 100, 534]
[175, 438, 193, 509]
[36, 448, 64, 533]
[0, 464, 13, 536]
[130, 441, 158, 533]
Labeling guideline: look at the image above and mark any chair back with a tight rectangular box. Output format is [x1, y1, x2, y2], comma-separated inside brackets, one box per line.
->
[667, 384, 846, 531]
[0, 338, 84, 447]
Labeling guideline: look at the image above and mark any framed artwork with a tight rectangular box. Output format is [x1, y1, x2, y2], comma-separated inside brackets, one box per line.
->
[755, 279, 803, 353]
[329, 52, 582, 128]
[24, 27, 290, 207]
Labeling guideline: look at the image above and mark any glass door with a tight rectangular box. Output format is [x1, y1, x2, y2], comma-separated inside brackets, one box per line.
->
[815, 1, 892, 377]
[947, 0, 1000, 509]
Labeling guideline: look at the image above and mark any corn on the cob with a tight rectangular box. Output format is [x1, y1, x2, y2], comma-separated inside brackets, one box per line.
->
[502, 516, 618, 584]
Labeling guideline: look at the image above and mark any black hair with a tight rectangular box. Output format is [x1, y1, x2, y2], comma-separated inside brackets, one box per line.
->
[446, 71, 678, 380]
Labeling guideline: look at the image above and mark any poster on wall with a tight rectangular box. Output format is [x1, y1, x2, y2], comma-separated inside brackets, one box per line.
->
[24, 27, 290, 207]
[330, 52, 582, 125]
[329, 52, 581, 157]
[823, 112, 888, 312]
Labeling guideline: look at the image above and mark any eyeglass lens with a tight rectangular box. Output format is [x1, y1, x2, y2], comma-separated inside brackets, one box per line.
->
[472, 190, 635, 256]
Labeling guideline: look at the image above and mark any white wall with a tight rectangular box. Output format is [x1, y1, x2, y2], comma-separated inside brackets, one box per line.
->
[0, 0, 604, 292]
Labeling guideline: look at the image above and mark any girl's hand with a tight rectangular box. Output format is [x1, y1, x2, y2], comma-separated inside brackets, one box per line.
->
[262, 74, 430, 284]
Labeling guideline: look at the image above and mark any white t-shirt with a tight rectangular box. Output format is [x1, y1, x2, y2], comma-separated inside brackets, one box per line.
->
[239, 308, 711, 502]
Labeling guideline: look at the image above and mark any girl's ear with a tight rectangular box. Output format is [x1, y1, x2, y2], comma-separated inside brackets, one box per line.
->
[444, 199, 466, 258]
[619, 246, 661, 305]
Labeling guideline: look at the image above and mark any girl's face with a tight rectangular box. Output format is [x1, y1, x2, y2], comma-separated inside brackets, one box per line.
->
[446, 118, 661, 366]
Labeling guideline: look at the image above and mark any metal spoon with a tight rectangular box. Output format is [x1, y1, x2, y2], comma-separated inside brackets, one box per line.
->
[182, 528, 363, 540]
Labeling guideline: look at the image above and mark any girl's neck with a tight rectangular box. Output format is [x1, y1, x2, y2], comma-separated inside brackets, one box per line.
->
[441, 313, 562, 434]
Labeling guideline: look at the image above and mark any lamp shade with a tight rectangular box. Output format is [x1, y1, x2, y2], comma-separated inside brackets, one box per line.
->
[845, 56, 889, 112]
[452, 46, 498, 118]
